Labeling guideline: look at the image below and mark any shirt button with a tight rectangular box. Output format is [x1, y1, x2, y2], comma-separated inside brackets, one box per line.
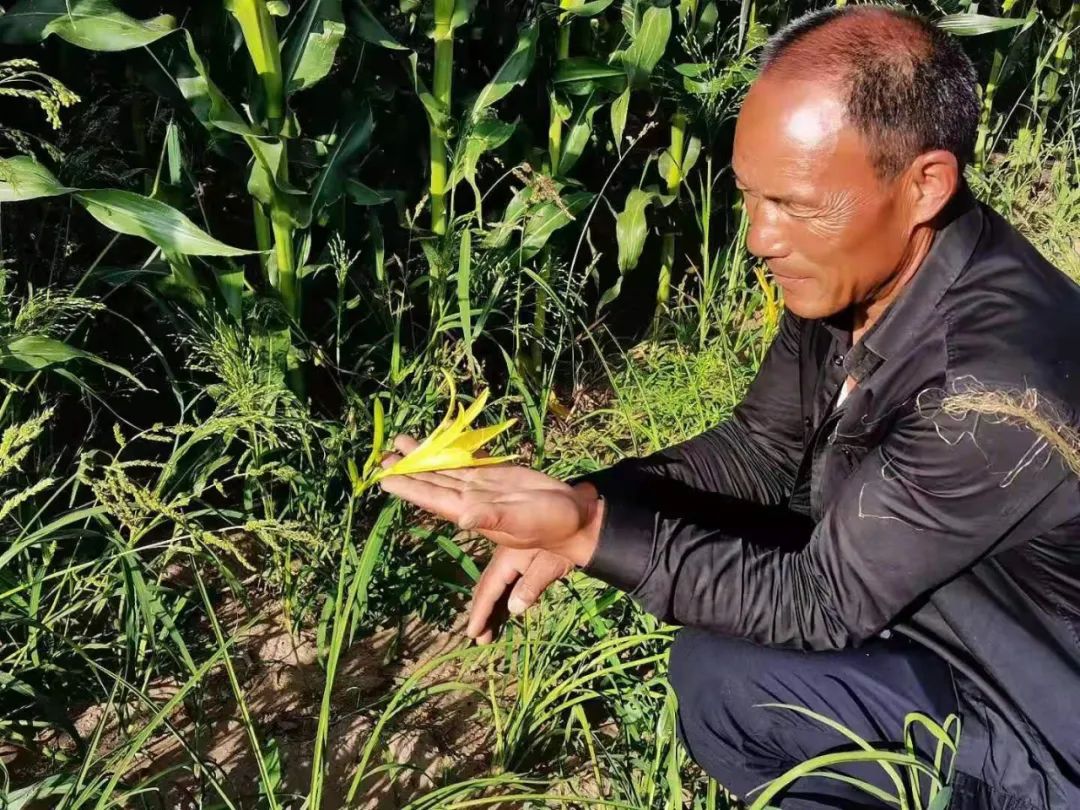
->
[804, 416, 813, 429]
[832, 354, 845, 367]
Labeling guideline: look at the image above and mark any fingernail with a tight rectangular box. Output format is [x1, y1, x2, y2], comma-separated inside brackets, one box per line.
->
[507, 596, 527, 615]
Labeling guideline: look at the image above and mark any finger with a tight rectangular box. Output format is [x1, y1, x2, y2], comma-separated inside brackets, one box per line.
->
[393, 435, 421, 454]
[378, 475, 462, 520]
[507, 553, 571, 616]
[474, 629, 495, 646]
[466, 550, 527, 639]
[380, 452, 402, 469]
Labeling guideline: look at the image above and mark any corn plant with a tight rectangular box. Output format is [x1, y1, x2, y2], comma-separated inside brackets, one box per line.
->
[0, 0, 389, 394]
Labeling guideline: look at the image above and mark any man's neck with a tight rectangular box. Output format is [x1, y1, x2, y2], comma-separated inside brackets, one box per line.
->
[852, 225, 936, 344]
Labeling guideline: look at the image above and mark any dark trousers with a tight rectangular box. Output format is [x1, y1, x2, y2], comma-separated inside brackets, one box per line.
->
[668, 627, 992, 809]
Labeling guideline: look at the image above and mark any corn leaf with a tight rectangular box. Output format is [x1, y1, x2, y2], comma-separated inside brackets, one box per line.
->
[74, 190, 253, 256]
[560, 0, 614, 18]
[470, 22, 539, 121]
[145, 31, 260, 137]
[936, 13, 1027, 35]
[282, 0, 346, 93]
[615, 187, 655, 273]
[554, 57, 627, 95]
[610, 87, 631, 153]
[0, 0, 176, 51]
[620, 5, 671, 88]
[0, 335, 144, 388]
[345, 180, 393, 206]
[558, 95, 602, 176]
[520, 189, 594, 260]
[0, 156, 73, 201]
[458, 230, 474, 357]
[345, 0, 407, 49]
[309, 103, 375, 216]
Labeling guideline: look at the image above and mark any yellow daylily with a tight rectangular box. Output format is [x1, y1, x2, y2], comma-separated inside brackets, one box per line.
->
[350, 371, 518, 496]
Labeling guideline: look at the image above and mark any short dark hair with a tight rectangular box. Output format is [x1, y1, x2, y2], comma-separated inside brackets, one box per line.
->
[759, 6, 979, 178]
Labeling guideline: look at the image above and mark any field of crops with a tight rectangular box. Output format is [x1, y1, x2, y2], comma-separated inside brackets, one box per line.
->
[0, 0, 1077, 807]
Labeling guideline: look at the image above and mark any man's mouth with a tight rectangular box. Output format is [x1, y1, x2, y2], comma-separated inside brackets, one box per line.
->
[768, 270, 812, 286]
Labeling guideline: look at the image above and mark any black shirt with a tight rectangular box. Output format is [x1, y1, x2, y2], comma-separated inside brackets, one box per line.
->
[570, 189, 1080, 808]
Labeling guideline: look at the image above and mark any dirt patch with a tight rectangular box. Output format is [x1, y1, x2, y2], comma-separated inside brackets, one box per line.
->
[16, 561, 496, 809]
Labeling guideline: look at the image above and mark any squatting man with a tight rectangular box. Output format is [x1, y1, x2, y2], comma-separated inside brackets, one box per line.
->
[378, 6, 1080, 809]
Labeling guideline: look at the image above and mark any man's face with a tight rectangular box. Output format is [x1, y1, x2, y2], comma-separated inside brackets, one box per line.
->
[732, 76, 913, 320]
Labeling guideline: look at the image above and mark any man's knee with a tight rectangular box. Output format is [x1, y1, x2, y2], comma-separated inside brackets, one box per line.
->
[667, 628, 778, 793]
[669, 627, 761, 712]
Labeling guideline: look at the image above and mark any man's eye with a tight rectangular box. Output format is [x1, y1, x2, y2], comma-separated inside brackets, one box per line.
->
[782, 202, 817, 218]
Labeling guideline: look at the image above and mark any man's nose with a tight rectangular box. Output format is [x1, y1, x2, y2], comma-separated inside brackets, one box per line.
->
[745, 200, 789, 260]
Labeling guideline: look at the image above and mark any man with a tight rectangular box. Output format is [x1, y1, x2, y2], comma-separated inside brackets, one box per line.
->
[379, 6, 1080, 809]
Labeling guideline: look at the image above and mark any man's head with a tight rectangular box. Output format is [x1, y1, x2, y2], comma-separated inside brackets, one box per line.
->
[732, 6, 979, 321]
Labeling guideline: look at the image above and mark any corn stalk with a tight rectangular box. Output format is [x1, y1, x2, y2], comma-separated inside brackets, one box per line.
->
[230, 0, 299, 323]
[430, 0, 456, 235]
[652, 109, 686, 335]
[533, 17, 572, 372]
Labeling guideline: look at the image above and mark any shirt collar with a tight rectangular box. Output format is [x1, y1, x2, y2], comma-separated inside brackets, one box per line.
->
[841, 185, 985, 383]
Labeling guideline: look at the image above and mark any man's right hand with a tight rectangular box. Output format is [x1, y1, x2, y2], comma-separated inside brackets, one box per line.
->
[465, 546, 574, 645]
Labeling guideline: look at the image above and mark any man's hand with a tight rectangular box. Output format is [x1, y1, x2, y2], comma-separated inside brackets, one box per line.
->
[466, 546, 574, 645]
[377, 435, 603, 565]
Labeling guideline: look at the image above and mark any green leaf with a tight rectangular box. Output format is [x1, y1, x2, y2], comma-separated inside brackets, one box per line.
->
[148, 31, 259, 136]
[73, 190, 252, 256]
[935, 13, 1026, 35]
[345, 180, 392, 206]
[309, 104, 375, 216]
[470, 22, 539, 120]
[554, 56, 626, 90]
[928, 787, 953, 810]
[450, 0, 478, 29]
[558, 96, 601, 176]
[681, 134, 702, 177]
[0, 335, 142, 387]
[559, 0, 614, 18]
[448, 118, 516, 191]
[0, 0, 175, 50]
[610, 87, 630, 152]
[520, 189, 593, 260]
[696, 0, 719, 43]
[621, 5, 671, 87]
[282, 0, 346, 93]
[615, 187, 654, 272]
[482, 185, 533, 249]
[458, 229, 473, 353]
[408, 52, 452, 137]
[346, 0, 406, 49]
[0, 156, 73, 201]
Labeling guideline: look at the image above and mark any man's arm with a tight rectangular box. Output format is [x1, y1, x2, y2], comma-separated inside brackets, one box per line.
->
[575, 392, 1070, 649]
[567, 312, 808, 507]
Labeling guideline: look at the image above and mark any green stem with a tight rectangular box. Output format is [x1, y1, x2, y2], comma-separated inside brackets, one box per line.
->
[271, 211, 297, 318]
[547, 22, 572, 172]
[309, 495, 356, 809]
[975, 48, 1003, 170]
[653, 111, 687, 333]
[430, 0, 455, 235]
[253, 199, 272, 280]
[231, 0, 286, 132]
[534, 18, 572, 370]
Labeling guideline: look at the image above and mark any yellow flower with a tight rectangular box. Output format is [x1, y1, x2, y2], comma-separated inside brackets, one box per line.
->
[351, 371, 517, 495]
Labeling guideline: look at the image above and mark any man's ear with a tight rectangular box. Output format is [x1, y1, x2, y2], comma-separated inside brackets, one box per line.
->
[906, 149, 960, 226]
